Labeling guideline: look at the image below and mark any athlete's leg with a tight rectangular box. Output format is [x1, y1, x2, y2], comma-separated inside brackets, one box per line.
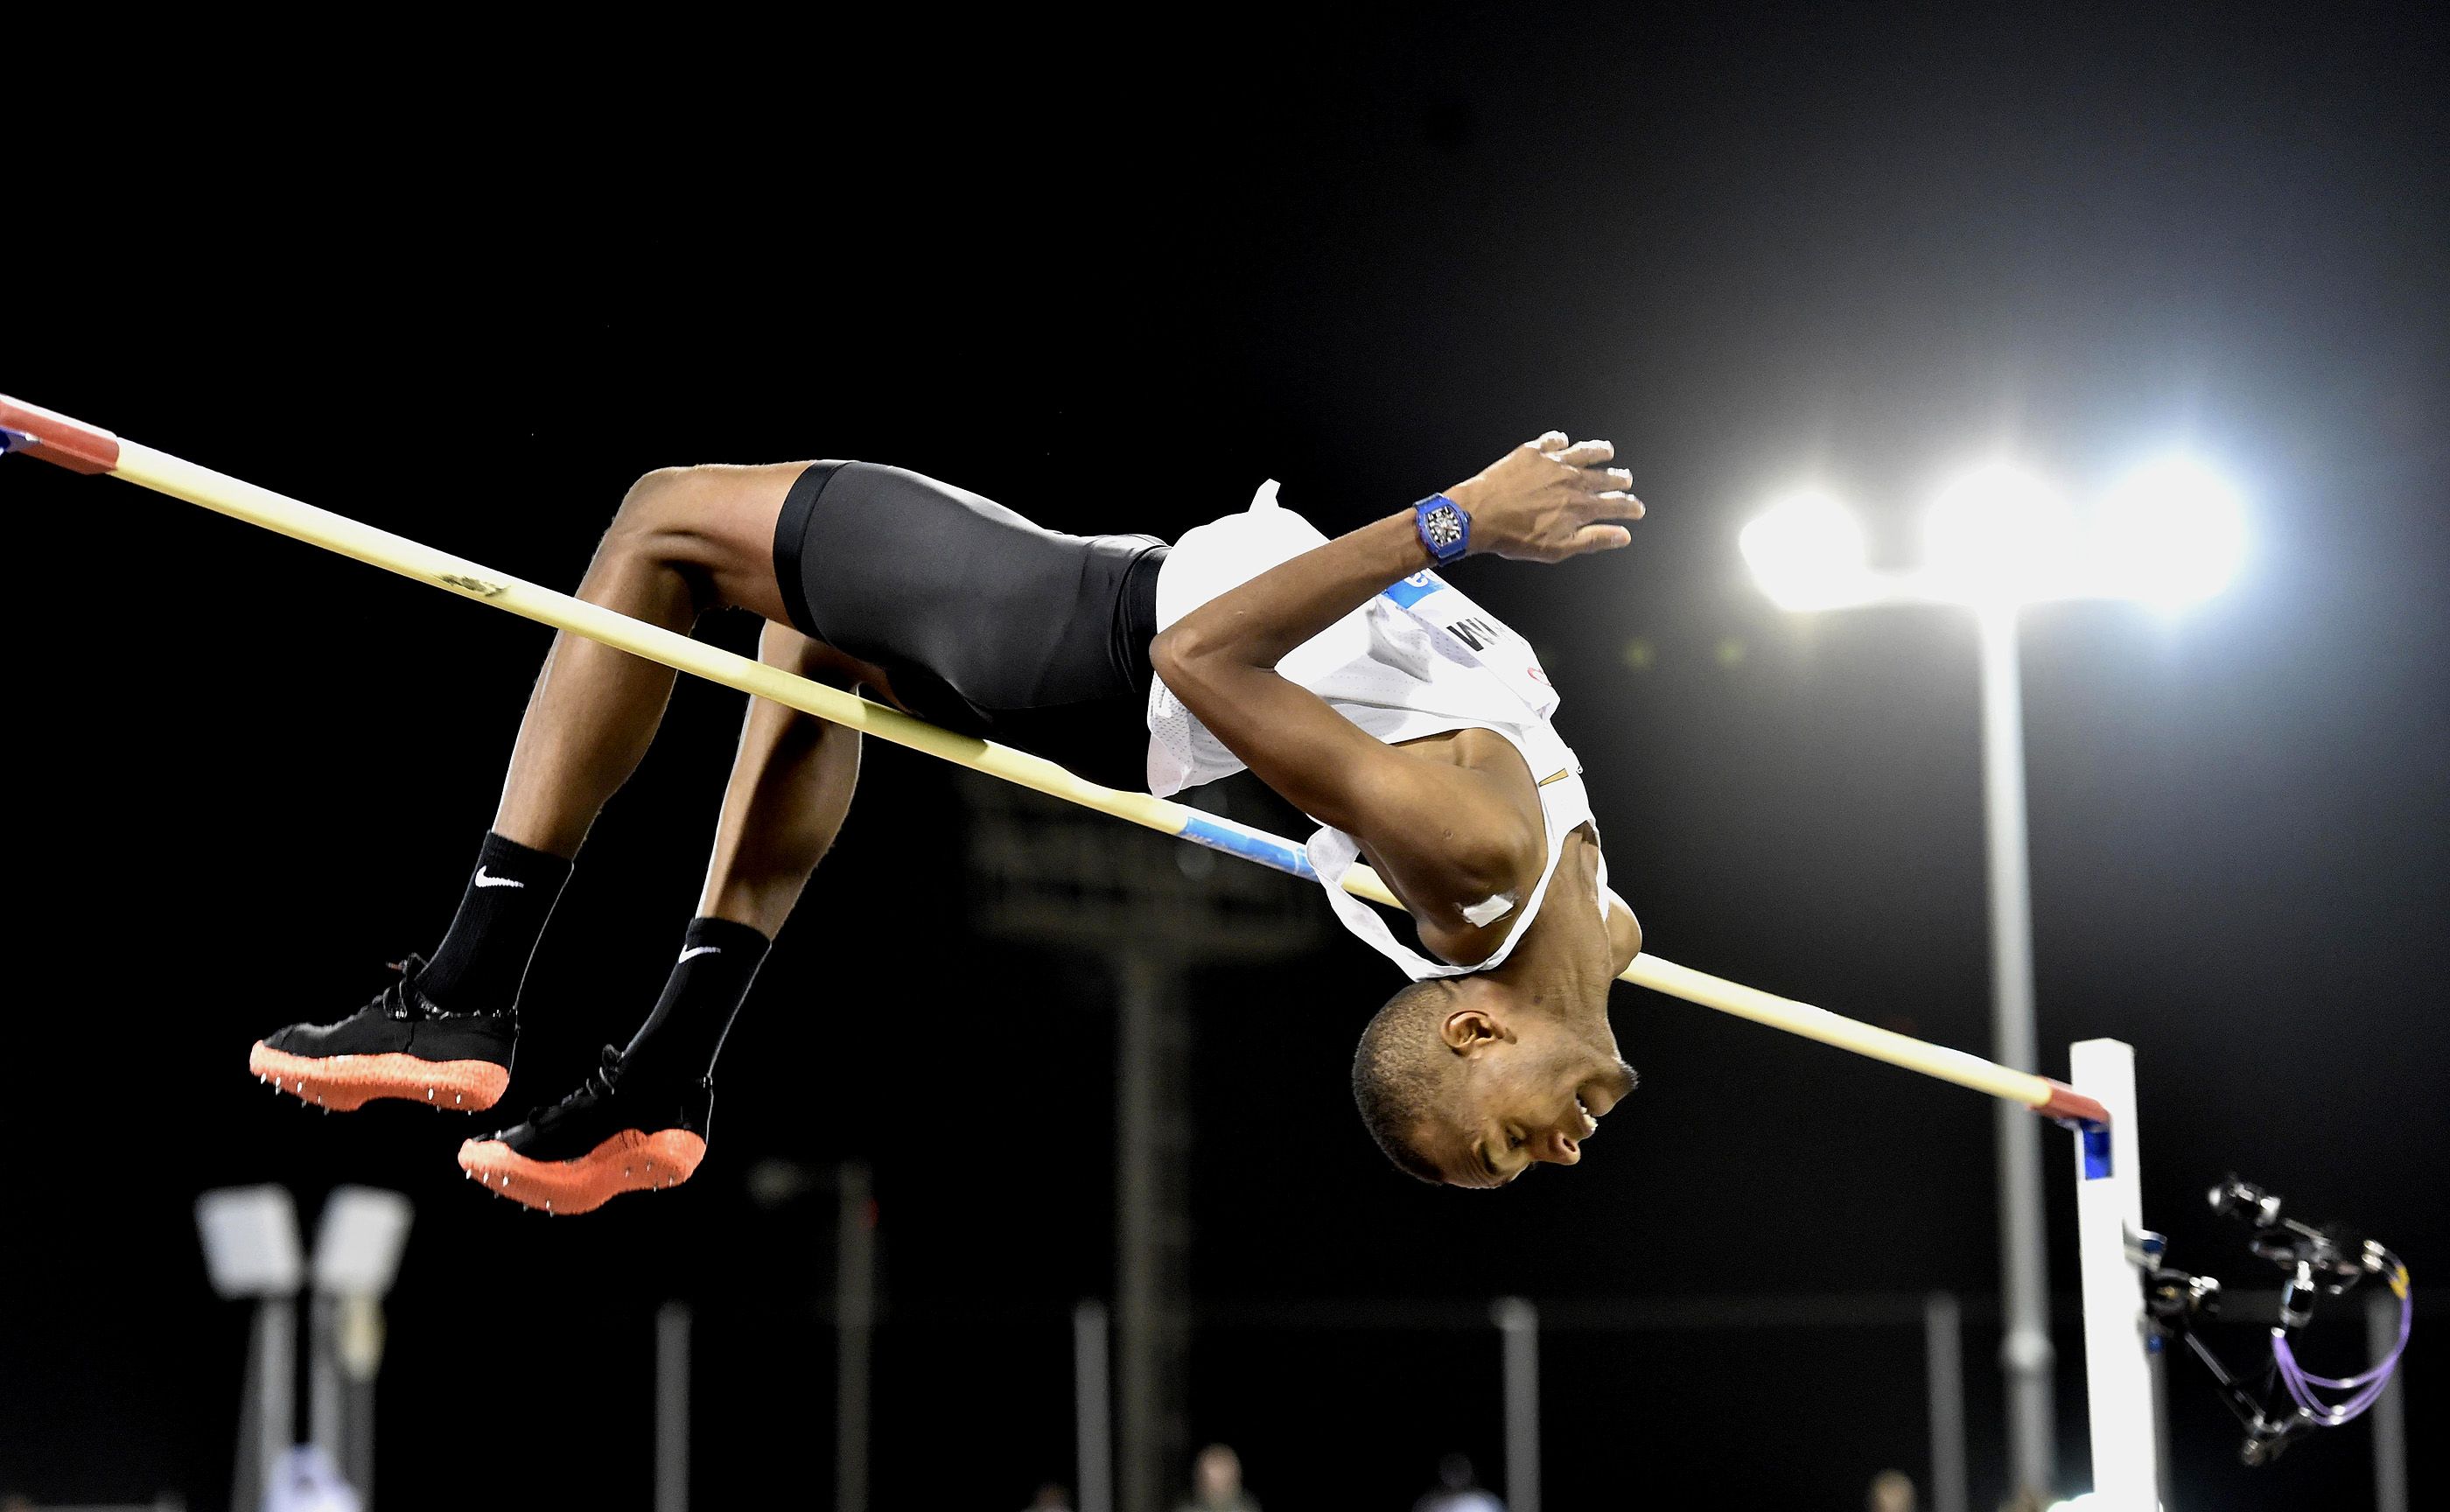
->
[694, 622, 866, 934]
[249, 463, 808, 1114]
[626, 622, 862, 1080]
[494, 464, 803, 857]
[458, 624, 863, 1213]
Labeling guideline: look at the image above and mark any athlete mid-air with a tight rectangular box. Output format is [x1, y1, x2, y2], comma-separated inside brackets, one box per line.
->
[245, 432, 1648, 1209]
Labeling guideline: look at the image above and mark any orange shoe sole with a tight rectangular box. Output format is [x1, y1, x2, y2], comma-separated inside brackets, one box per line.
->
[248, 1041, 510, 1112]
[457, 1127, 708, 1215]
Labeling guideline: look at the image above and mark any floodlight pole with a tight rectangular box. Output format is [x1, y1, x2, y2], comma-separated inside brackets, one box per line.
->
[1978, 606, 2057, 1502]
[1746, 583, 2062, 1499]
[241, 1293, 298, 1512]
[1493, 1297, 1541, 1512]
[1074, 1299, 1115, 1512]
[198, 1185, 307, 1512]
[836, 1161, 876, 1512]
[309, 1292, 343, 1479]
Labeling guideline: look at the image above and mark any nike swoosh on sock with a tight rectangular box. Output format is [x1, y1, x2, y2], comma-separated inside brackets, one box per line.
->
[473, 867, 526, 889]
[676, 946, 724, 963]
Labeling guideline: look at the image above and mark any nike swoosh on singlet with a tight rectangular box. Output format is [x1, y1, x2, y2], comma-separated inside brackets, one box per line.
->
[676, 946, 723, 963]
[472, 867, 524, 889]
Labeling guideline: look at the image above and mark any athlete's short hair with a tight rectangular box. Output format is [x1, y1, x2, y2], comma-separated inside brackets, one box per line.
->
[1352, 979, 1463, 1183]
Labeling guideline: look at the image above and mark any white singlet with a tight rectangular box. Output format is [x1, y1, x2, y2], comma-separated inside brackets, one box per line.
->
[1145, 481, 1610, 980]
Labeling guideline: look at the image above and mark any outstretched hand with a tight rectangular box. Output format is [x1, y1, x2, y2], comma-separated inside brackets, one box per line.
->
[1447, 431, 1645, 563]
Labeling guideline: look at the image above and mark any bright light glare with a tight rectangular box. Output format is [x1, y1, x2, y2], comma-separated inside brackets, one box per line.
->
[1740, 490, 1873, 610]
[2089, 455, 2247, 606]
[1922, 462, 2078, 606]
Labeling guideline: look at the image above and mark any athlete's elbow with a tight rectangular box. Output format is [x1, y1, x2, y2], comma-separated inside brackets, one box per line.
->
[1451, 827, 1542, 908]
[1151, 623, 1214, 686]
[1609, 898, 1644, 970]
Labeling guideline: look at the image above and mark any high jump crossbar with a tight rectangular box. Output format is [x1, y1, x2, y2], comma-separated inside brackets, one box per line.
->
[0, 394, 2107, 1128]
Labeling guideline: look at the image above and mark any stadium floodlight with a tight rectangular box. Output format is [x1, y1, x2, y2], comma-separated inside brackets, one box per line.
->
[311, 1186, 414, 1298]
[1739, 446, 2247, 1502]
[1742, 454, 2249, 614]
[305, 1186, 414, 1501]
[2089, 454, 2248, 606]
[197, 1185, 304, 1298]
[1738, 489, 1877, 610]
[1922, 461, 2078, 607]
[199, 1185, 307, 1512]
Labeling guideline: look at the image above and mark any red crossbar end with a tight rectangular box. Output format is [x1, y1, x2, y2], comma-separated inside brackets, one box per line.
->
[2037, 1079, 2110, 1127]
[0, 396, 122, 474]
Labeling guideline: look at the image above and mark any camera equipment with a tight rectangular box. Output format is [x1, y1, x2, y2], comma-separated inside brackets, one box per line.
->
[2136, 1175, 2412, 1465]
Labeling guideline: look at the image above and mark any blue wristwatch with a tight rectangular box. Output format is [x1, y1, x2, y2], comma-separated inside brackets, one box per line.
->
[1413, 493, 1471, 564]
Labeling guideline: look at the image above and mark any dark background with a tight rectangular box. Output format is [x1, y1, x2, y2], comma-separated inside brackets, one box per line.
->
[5, 6, 2443, 1508]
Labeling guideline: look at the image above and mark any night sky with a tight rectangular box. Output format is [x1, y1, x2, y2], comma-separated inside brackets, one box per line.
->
[6, 8, 2444, 1509]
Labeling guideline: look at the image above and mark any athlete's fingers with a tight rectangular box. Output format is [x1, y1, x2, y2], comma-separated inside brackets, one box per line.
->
[1566, 482, 1643, 522]
[1570, 522, 1634, 554]
[1554, 438, 1615, 467]
[1532, 430, 1571, 452]
[1579, 466, 1634, 494]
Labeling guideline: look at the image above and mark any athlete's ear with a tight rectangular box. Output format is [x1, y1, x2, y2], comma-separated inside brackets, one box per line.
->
[1439, 1007, 1508, 1054]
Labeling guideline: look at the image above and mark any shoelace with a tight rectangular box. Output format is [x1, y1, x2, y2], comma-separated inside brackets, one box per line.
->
[526, 1045, 626, 1130]
[378, 953, 509, 1020]
[378, 955, 432, 1021]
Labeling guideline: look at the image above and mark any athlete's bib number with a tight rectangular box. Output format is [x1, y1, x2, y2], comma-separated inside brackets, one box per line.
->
[1380, 572, 1559, 719]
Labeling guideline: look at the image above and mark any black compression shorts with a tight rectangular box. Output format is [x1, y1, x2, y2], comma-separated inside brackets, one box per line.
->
[771, 460, 1168, 792]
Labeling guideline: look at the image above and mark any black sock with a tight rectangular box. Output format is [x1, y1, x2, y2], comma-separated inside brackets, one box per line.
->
[619, 917, 772, 1086]
[416, 832, 574, 1015]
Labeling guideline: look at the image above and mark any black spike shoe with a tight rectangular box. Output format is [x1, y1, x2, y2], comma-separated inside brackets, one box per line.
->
[247, 956, 514, 1112]
[458, 1046, 711, 1214]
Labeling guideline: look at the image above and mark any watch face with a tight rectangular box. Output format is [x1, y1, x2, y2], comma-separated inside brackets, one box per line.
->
[1424, 503, 1464, 550]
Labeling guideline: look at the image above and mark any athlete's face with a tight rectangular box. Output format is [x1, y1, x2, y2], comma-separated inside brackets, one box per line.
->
[1423, 1002, 1637, 1188]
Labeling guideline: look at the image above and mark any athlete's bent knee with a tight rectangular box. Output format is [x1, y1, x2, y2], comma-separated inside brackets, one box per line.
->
[613, 466, 698, 528]
[598, 467, 721, 568]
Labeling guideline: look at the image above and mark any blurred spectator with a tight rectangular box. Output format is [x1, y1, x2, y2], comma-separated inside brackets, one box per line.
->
[1867, 1469, 1917, 1512]
[1413, 1452, 1503, 1512]
[1174, 1442, 1259, 1512]
[1023, 1483, 1073, 1511]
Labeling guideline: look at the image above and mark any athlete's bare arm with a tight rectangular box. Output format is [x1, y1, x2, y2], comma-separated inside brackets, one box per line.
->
[1150, 434, 1642, 956]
